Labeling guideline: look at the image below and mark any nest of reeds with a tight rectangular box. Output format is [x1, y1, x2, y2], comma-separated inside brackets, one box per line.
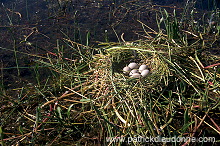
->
[59, 39, 220, 142]
[90, 47, 168, 125]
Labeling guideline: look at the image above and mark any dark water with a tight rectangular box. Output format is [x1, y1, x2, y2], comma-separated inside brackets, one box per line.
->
[0, 0, 219, 90]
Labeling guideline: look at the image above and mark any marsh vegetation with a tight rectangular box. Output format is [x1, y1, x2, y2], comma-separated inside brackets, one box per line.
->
[0, 0, 220, 145]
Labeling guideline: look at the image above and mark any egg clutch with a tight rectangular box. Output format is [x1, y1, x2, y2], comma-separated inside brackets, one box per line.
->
[123, 62, 150, 78]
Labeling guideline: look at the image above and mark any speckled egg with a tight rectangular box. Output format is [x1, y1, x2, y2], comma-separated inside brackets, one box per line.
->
[141, 69, 150, 77]
[123, 66, 131, 75]
[128, 62, 139, 69]
[129, 69, 139, 76]
[139, 65, 148, 72]
[131, 73, 141, 78]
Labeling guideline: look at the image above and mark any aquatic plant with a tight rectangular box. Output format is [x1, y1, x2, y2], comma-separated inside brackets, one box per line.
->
[0, 0, 220, 145]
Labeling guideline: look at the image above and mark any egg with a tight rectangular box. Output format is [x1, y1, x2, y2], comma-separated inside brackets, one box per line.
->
[129, 69, 139, 76]
[131, 73, 141, 78]
[141, 69, 150, 77]
[139, 65, 148, 72]
[123, 66, 131, 75]
[128, 62, 139, 69]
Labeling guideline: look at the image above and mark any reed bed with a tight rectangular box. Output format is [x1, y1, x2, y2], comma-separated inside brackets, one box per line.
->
[1, 0, 220, 145]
